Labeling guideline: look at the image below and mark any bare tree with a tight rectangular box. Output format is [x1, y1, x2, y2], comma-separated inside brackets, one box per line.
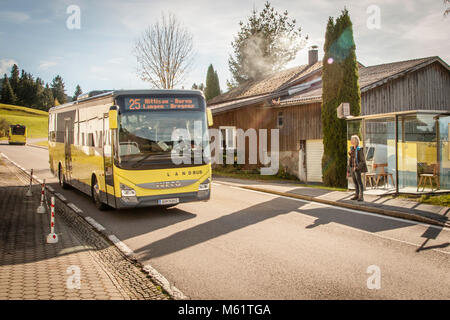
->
[133, 12, 195, 89]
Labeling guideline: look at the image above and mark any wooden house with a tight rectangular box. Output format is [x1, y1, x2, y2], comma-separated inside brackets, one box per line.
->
[207, 48, 450, 183]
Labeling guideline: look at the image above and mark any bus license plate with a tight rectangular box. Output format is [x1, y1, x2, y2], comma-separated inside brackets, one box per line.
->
[158, 198, 179, 205]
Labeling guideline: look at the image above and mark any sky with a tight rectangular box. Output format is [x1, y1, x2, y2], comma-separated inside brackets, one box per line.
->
[0, 0, 449, 96]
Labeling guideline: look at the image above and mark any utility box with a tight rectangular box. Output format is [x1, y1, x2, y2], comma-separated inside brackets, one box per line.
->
[337, 102, 350, 119]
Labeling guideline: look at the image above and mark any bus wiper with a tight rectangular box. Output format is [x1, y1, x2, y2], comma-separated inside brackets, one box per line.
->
[131, 152, 170, 168]
[132, 153, 154, 168]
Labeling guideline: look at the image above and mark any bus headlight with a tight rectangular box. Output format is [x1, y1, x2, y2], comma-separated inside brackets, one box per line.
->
[198, 179, 210, 191]
[120, 184, 136, 197]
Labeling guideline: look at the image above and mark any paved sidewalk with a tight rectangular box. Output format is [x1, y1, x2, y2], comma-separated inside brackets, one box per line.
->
[0, 157, 168, 300]
[213, 176, 450, 227]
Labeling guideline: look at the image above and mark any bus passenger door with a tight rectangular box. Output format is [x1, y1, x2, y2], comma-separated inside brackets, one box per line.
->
[64, 118, 72, 183]
[103, 115, 115, 206]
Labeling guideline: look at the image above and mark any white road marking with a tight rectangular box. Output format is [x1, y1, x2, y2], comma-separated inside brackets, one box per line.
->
[54, 192, 67, 201]
[107, 234, 134, 257]
[84, 217, 106, 232]
[218, 182, 447, 231]
[67, 202, 83, 213]
[47, 186, 55, 192]
[215, 182, 450, 255]
[336, 222, 450, 255]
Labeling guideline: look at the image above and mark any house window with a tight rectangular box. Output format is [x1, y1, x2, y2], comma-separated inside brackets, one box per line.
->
[87, 133, 95, 147]
[220, 126, 236, 150]
[277, 111, 284, 128]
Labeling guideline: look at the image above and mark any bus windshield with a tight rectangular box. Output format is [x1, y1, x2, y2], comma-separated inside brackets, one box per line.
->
[117, 110, 210, 170]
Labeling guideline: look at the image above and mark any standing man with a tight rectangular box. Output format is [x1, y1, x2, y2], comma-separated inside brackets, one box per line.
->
[348, 135, 367, 201]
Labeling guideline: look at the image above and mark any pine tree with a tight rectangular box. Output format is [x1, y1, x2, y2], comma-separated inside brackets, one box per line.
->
[16, 70, 36, 107]
[214, 71, 221, 95]
[51, 75, 66, 104]
[34, 78, 45, 110]
[204, 64, 221, 101]
[321, 9, 361, 188]
[42, 84, 54, 111]
[73, 84, 82, 100]
[10, 64, 19, 93]
[228, 1, 307, 84]
[0, 75, 17, 105]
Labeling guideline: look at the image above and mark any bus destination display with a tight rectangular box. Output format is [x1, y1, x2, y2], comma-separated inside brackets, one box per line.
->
[124, 97, 199, 111]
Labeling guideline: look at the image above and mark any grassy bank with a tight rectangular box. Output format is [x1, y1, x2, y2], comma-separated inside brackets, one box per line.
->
[0, 103, 48, 139]
[397, 193, 450, 207]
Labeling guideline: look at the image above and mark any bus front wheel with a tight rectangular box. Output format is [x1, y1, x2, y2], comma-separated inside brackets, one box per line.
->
[91, 176, 108, 211]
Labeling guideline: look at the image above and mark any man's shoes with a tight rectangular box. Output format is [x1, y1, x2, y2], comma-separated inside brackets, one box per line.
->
[357, 195, 364, 201]
[350, 195, 359, 200]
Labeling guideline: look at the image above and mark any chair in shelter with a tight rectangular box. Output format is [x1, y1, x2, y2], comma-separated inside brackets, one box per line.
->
[364, 172, 377, 189]
[417, 163, 440, 192]
[374, 163, 395, 189]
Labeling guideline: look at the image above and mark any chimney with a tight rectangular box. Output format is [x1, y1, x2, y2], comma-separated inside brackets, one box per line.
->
[308, 45, 318, 65]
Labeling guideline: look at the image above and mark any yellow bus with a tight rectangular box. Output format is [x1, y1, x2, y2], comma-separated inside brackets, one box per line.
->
[8, 124, 27, 145]
[48, 90, 213, 210]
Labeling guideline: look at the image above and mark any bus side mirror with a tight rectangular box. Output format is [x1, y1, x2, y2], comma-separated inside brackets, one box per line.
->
[109, 108, 118, 129]
[207, 108, 213, 127]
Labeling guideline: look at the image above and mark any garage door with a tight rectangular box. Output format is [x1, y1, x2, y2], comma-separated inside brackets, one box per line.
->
[306, 139, 324, 183]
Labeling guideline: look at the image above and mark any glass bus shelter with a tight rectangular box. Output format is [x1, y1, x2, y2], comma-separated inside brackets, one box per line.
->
[347, 110, 450, 194]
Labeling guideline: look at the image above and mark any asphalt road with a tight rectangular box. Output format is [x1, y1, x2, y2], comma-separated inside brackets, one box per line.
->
[1, 141, 449, 299]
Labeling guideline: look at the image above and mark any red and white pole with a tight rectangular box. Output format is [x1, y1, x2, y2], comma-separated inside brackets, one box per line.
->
[37, 179, 46, 214]
[46, 196, 58, 244]
[25, 169, 33, 197]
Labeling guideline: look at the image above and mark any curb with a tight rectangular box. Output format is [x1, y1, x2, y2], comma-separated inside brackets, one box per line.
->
[0, 152, 188, 300]
[237, 185, 449, 229]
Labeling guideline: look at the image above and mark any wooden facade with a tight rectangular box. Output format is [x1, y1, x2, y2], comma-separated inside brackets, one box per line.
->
[212, 103, 274, 131]
[361, 61, 450, 115]
[275, 102, 322, 151]
[212, 102, 323, 153]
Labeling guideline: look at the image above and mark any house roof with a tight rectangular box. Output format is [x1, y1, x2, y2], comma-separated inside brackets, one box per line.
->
[207, 61, 322, 106]
[209, 56, 449, 113]
[280, 56, 449, 106]
[358, 56, 448, 92]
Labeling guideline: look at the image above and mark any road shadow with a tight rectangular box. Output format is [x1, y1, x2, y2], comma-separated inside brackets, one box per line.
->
[134, 195, 432, 260]
[416, 225, 450, 252]
[46, 181, 197, 236]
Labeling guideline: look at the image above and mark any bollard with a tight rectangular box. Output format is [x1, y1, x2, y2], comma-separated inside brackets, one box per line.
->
[46, 196, 58, 244]
[25, 169, 33, 197]
[37, 179, 46, 214]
